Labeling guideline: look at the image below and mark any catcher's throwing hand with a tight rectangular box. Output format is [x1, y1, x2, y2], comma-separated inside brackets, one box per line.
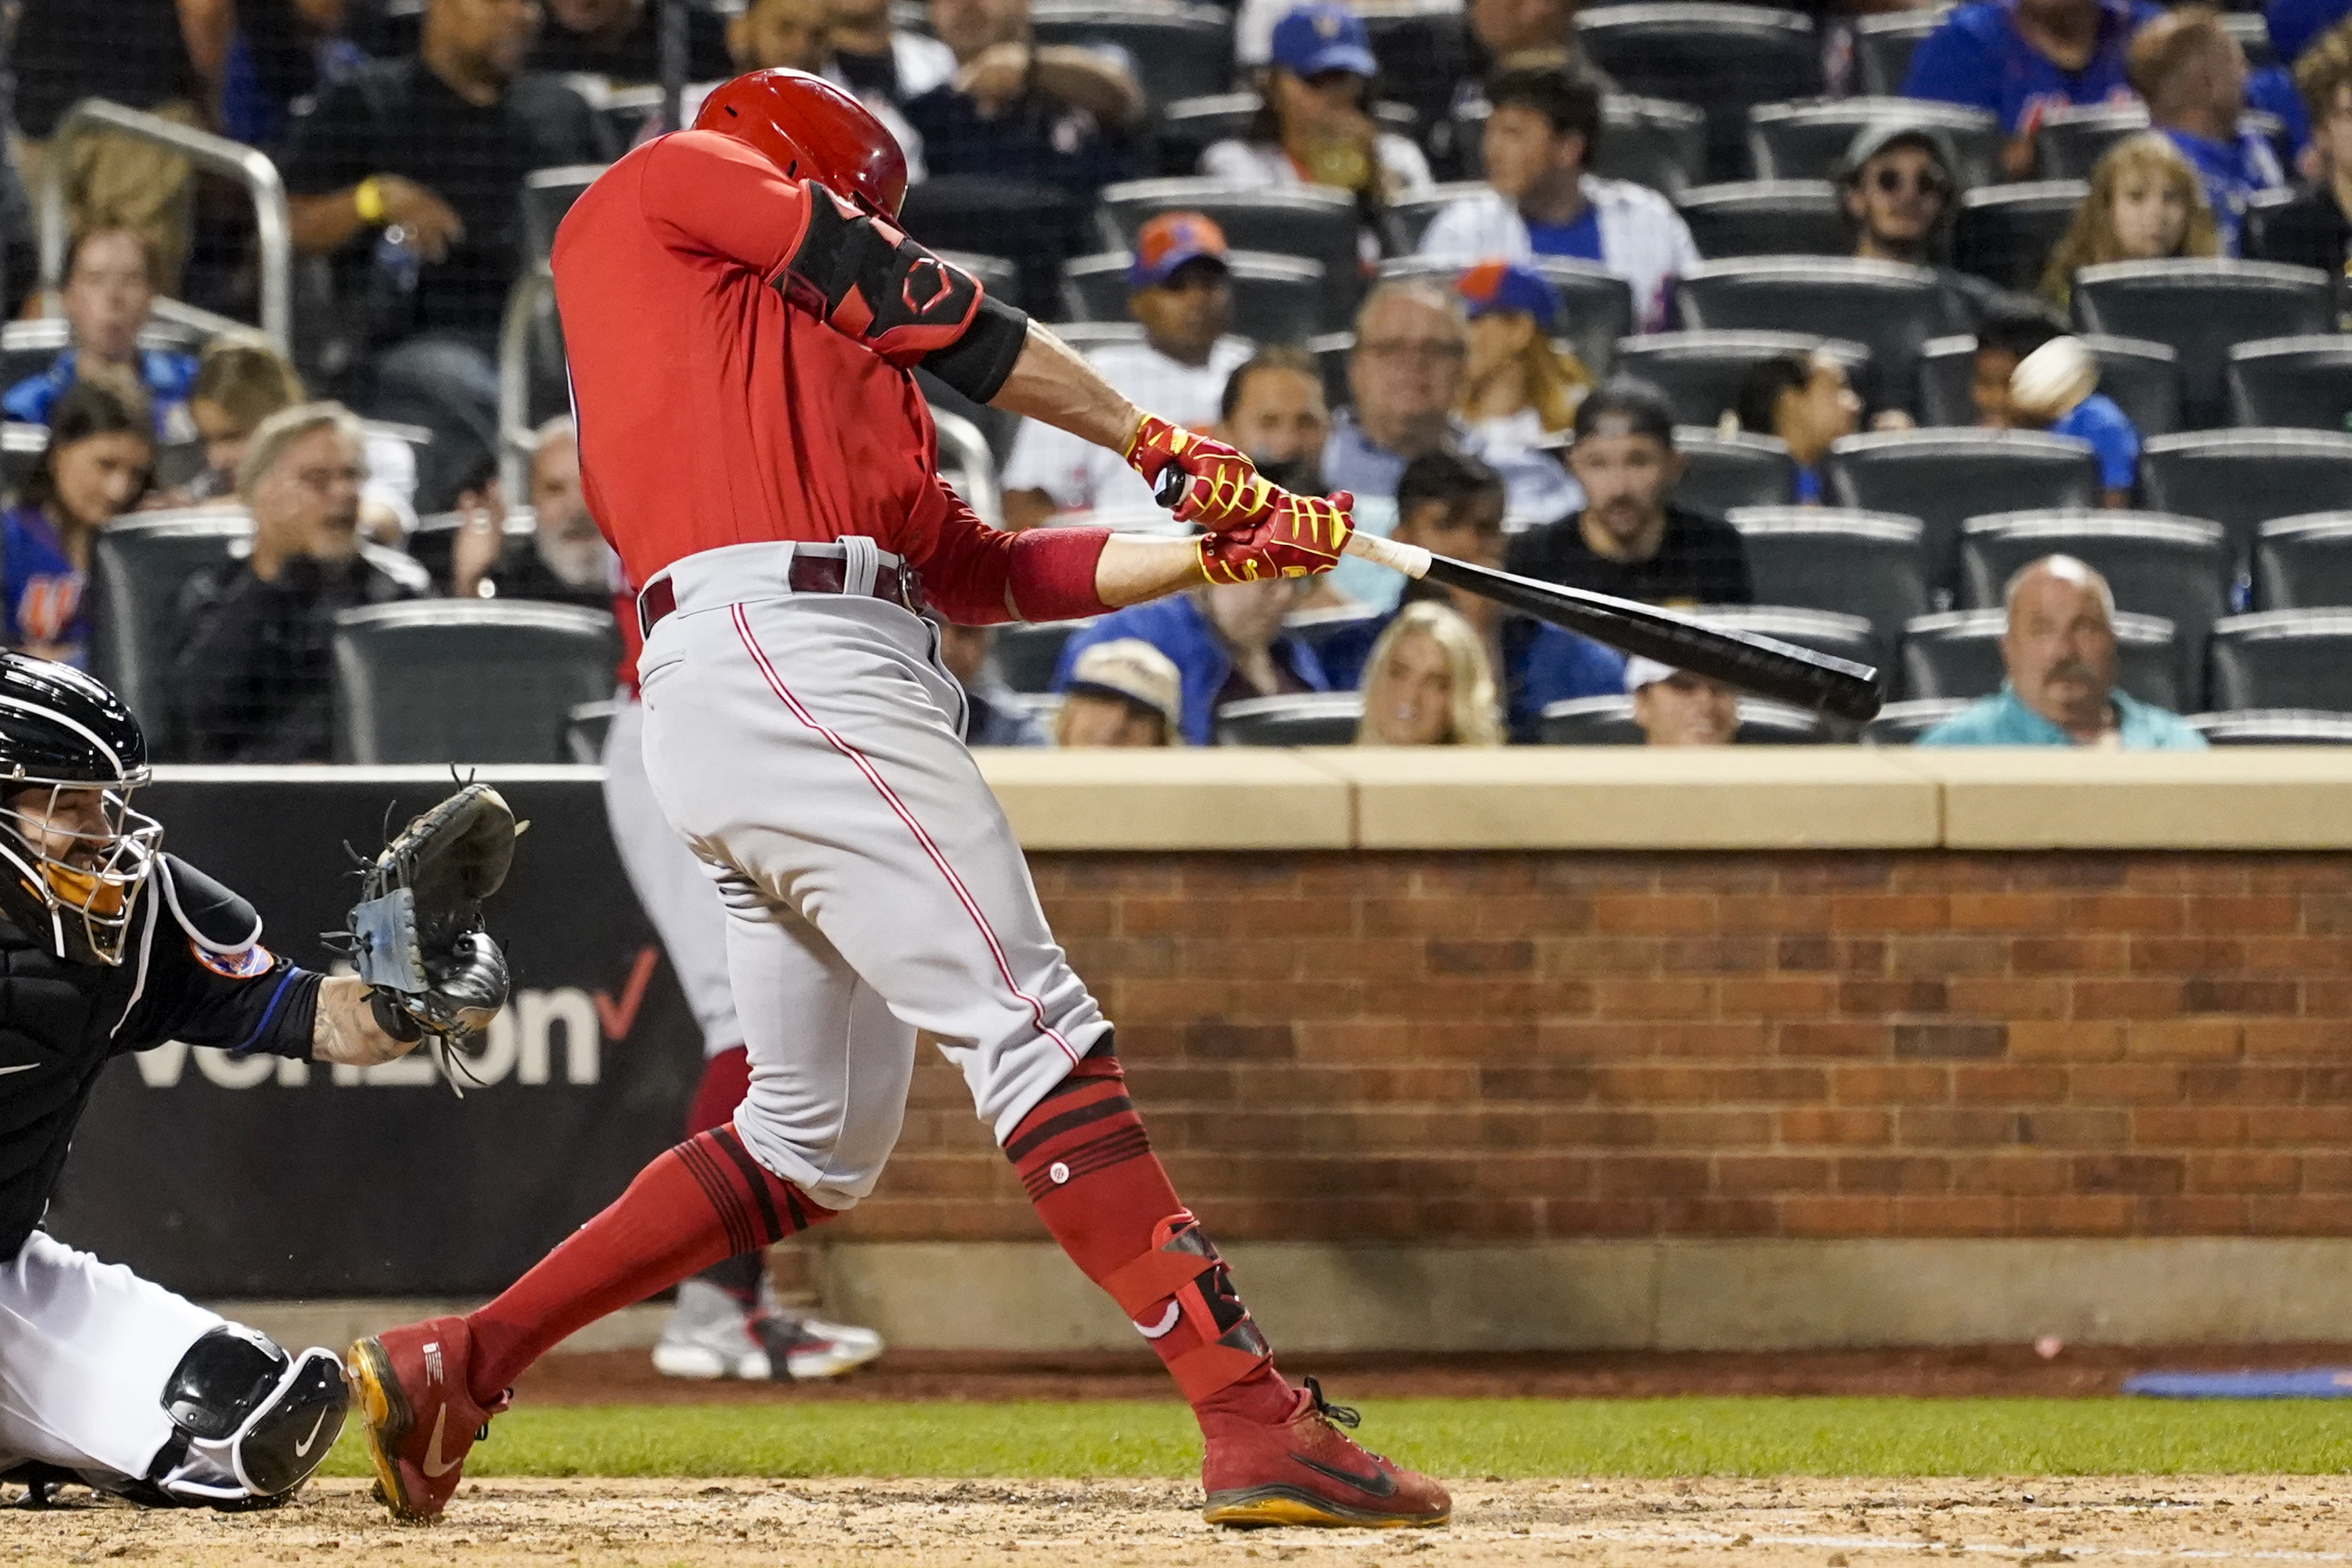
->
[1198, 489, 1356, 584]
[1123, 412, 1276, 531]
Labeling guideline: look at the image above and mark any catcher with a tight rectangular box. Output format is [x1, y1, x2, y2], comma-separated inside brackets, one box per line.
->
[0, 653, 510, 1510]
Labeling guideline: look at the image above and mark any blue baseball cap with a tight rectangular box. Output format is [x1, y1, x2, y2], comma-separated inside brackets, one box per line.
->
[1454, 260, 1562, 332]
[1270, 2, 1378, 79]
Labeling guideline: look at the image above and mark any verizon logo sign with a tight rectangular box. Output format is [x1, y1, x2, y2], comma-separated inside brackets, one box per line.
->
[135, 988, 605, 1091]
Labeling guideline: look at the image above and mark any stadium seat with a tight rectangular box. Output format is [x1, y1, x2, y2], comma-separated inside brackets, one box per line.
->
[1308, 330, 1353, 411]
[1613, 330, 1869, 429]
[2070, 259, 2334, 429]
[1668, 427, 1797, 517]
[87, 510, 253, 758]
[1902, 608, 2179, 707]
[2240, 186, 2302, 260]
[997, 619, 1095, 693]
[0, 422, 44, 495]
[1537, 693, 1831, 744]
[2207, 610, 2352, 712]
[2187, 708, 2352, 744]
[564, 697, 619, 766]
[521, 165, 605, 262]
[1574, 3, 1821, 181]
[1099, 180, 1362, 330]
[1862, 697, 1969, 745]
[1284, 601, 1388, 657]
[1677, 258, 1945, 411]
[918, 369, 1018, 468]
[2034, 104, 2150, 179]
[2255, 513, 2352, 611]
[938, 251, 1022, 304]
[900, 176, 1089, 319]
[1823, 430, 2101, 592]
[331, 601, 619, 765]
[1951, 181, 2086, 292]
[1747, 100, 2003, 189]
[1915, 332, 2181, 437]
[1852, 8, 1944, 96]
[2223, 11, 2274, 68]
[2140, 429, 2352, 560]
[934, 408, 1003, 529]
[1061, 250, 1321, 343]
[1158, 93, 1419, 179]
[1726, 507, 1928, 664]
[1385, 181, 1485, 252]
[1028, 1, 1234, 116]
[1957, 510, 2232, 708]
[2225, 336, 2352, 429]
[1379, 257, 1634, 378]
[1673, 181, 1847, 259]
[1217, 691, 1364, 745]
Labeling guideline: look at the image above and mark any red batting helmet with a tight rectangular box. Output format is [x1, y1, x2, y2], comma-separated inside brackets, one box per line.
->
[693, 68, 909, 219]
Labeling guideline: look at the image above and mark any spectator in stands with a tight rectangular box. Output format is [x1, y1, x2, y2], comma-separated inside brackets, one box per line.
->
[1001, 214, 1250, 529]
[164, 341, 420, 538]
[1053, 639, 1181, 747]
[2039, 132, 2221, 313]
[1053, 577, 1328, 746]
[12, 0, 217, 292]
[2127, 6, 2284, 255]
[1901, 0, 2165, 180]
[1355, 601, 1507, 746]
[1735, 350, 1861, 506]
[282, 0, 613, 513]
[1625, 657, 1739, 748]
[2255, 16, 2352, 274]
[1971, 318, 2141, 506]
[936, 622, 1049, 746]
[169, 403, 426, 764]
[1217, 345, 1332, 497]
[223, 0, 374, 152]
[1321, 452, 1623, 739]
[1455, 261, 1591, 454]
[830, 0, 959, 106]
[0, 385, 154, 667]
[1838, 122, 2051, 329]
[1919, 555, 2206, 747]
[3, 229, 198, 443]
[1506, 379, 1754, 606]
[1418, 67, 1698, 334]
[903, 0, 1144, 198]
[449, 416, 612, 609]
[2246, 0, 2349, 162]
[684, 0, 928, 183]
[1202, 3, 1433, 210]
[531, 0, 734, 83]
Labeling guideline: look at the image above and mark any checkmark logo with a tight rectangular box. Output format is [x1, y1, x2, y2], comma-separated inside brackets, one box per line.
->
[594, 946, 659, 1040]
[422, 1407, 462, 1477]
[293, 1409, 329, 1458]
[1290, 1453, 1397, 1498]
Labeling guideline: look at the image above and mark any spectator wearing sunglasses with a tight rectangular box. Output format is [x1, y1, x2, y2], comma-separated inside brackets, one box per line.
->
[1837, 122, 2047, 331]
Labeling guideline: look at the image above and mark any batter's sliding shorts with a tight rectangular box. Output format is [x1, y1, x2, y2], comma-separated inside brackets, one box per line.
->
[634, 538, 1113, 1211]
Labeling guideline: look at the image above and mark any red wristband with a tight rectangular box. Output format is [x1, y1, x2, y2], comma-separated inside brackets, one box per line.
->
[1005, 525, 1114, 622]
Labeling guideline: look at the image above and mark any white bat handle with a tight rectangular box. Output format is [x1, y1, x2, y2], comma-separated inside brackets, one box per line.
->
[1343, 530, 1433, 579]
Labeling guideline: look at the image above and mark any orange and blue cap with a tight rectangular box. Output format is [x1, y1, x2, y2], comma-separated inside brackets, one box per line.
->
[1455, 260, 1562, 332]
[1130, 211, 1230, 288]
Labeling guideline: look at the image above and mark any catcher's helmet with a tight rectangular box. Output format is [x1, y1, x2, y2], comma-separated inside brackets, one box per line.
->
[693, 68, 909, 219]
[0, 654, 160, 965]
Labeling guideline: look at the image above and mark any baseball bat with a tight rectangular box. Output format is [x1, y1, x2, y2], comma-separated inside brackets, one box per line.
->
[1159, 474, 1885, 723]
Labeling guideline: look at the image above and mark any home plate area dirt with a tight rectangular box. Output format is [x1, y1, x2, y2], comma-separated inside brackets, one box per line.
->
[5, 1477, 2350, 1567]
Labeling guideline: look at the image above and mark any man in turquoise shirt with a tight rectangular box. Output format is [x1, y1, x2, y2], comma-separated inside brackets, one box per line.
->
[1920, 556, 2208, 749]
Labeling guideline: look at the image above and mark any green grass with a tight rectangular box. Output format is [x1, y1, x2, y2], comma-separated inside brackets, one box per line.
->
[316, 1397, 2352, 1481]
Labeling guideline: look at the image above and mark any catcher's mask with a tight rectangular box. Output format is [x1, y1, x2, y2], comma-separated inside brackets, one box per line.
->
[0, 655, 160, 966]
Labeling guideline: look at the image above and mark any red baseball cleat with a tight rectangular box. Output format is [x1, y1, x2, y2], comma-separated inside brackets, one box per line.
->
[346, 1315, 508, 1523]
[1200, 1378, 1450, 1529]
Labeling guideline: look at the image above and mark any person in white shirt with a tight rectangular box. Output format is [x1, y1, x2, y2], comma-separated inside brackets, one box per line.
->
[1201, 1, 1432, 204]
[827, 0, 958, 106]
[999, 211, 1254, 528]
[1418, 64, 1698, 333]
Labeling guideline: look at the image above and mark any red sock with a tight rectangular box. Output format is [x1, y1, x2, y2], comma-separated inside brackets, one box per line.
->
[464, 1125, 830, 1405]
[682, 1047, 764, 1304]
[1004, 1046, 1293, 1429]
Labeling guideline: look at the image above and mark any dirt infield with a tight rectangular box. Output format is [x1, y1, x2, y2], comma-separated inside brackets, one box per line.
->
[5, 1476, 2348, 1567]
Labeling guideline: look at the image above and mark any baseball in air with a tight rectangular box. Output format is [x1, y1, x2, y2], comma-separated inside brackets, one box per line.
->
[2009, 336, 2099, 420]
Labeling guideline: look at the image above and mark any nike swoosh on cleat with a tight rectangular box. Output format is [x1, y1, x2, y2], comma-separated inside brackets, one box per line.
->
[294, 1409, 330, 1457]
[422, 1406, 462, 1477]
[1288, 1453, 1398, 1498]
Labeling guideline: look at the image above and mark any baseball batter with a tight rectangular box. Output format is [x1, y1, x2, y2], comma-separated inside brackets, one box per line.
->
[349, 68, 1447, 1530]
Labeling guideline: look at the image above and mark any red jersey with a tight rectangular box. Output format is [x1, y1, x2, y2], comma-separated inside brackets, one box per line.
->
[555, 131, 1085, 627]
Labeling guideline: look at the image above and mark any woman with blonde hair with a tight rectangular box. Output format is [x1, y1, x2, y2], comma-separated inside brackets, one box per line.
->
[1355, 600, 1507, 746]
[2040, 133, 2222, 313]
[1454, 259, 1592, 452]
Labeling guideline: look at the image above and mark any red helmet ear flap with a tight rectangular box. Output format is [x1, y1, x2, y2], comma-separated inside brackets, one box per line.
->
[692, 68, 910, 219]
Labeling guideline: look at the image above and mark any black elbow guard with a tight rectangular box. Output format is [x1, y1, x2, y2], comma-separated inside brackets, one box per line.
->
[919, 292, 1030, 404]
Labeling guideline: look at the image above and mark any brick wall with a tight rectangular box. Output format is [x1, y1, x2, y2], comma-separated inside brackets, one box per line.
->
[834, 852, 2352, 1246]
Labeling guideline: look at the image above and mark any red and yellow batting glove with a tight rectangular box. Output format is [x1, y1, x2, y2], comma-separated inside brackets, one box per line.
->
[1124, 412, 1276, 531]
[1197, 489, 1356, 584]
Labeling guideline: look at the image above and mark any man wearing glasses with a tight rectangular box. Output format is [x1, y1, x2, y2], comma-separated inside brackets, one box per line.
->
[1837, 121, 2045, 330]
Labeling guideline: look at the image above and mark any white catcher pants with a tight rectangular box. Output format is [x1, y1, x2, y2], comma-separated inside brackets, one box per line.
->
[635, 540, 1112, 1210]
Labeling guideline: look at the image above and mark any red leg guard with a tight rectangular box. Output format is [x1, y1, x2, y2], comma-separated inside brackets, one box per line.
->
[464, 1125, 830, 1406]
[684, 1045, 753, 1139]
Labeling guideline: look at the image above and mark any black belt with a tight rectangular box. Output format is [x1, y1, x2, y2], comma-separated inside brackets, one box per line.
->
[638, 552, 922, 638]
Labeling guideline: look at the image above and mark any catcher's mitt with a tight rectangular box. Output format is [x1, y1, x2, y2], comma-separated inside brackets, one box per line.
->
[348, 784, 520, 1078]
